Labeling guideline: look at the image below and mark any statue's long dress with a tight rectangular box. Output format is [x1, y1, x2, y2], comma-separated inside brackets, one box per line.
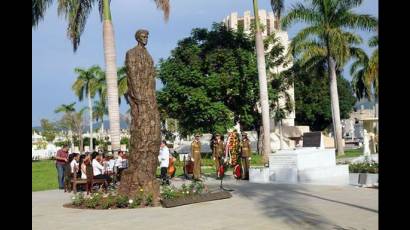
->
[118, 45, 161, 203]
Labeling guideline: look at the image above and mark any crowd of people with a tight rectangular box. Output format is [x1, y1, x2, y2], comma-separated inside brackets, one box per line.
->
[55, 144, 128, 191]
[55, 131, 253, 192]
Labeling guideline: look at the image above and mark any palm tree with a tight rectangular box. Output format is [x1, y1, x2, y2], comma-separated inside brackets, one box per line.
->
[32, 0, 170, 155]
[282, 0, 377, 156]
[93, 99, 108, 136]
[117, 66, 129, 105]
[270, 0, 285, 30]
[252, 0, 271, 163]
[55, 102, 76, 150]
[72, 65, 101, 151]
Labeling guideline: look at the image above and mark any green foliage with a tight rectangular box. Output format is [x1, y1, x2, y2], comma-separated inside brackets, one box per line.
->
[145, 193, 154, 206]
[100, 194, 116, 209]
[115, 195, 129, 208]
[40, 119, 57, 142]
[288, 61, 356, 131]
[160, 181, 206, 200]
[84, 193, 102, 209]
[349, 161, 378, 173]
[157, 23, 291, 135]
[120, 137, 129, 146]
[72, 193, 85, 206]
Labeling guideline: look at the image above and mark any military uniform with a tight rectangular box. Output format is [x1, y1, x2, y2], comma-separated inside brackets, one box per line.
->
[240, 134, 252, 180]
[212, 137, 225, 177]
[191, 139, 201, 180]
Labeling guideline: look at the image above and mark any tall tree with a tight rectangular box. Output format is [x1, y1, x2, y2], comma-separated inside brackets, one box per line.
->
[32, 0, 170, 155]
[40, 119, 57, 142]
[282, 0, 377, 155]
[72, 65, 101, 151]
[93, 98, 108, 135]
[55, 102, 76, 150]
[270, 0, 285, 30]
[158, 24, 291, 151]
[252, 0, 271, 162]
[285, 60, 356, 131]
[351, 35, 378, 100]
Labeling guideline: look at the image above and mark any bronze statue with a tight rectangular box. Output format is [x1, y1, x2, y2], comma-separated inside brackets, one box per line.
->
[118, 29, 161, 204]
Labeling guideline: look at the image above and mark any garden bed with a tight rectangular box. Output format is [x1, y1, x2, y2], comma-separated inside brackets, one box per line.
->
[161, 191, 232, 208]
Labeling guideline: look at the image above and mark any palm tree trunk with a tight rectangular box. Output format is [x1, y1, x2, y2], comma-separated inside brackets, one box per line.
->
[88, 91, 93, 151]
[102, 0, 121, 156]
[253, 0, 271, 164]
[328, 56, 344, 156]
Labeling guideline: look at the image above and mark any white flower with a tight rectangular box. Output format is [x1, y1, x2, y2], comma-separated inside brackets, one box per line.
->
[129, 199, 134, 204]
[187, 191, 189, 194]
[72, 197, 76, 200]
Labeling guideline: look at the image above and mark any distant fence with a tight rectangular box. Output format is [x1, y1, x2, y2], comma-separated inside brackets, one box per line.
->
[32, 149, 57, 161]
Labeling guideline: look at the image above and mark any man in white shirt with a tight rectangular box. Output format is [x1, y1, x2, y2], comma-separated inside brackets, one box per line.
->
[91, 152, 111, 183]
[158, 140, 170, 185]
[115, 151, 127, 181]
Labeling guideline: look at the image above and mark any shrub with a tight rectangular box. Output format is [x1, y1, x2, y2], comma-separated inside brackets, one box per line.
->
[349, 161, 378, 173]
[145, 193, 153, 206]
[71, 193, 85, 206]
[100, 195, 116, 209]
[115, 195, 129, 208]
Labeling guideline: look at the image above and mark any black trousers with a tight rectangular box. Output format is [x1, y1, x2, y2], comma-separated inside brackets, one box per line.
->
[160, 167, 169, 184]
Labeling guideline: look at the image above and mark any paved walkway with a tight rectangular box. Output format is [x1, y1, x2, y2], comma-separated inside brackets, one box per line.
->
[32, 177, 378, 230]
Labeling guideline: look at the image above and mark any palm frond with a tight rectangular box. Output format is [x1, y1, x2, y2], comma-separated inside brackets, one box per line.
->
[270, 0, 285, 18]
[153, 0, 170, 21]
[338, 12, 378, 32]
[32, 0, 54, 28]
[58, 0, 96, 52]
[282, 3, 321, 30]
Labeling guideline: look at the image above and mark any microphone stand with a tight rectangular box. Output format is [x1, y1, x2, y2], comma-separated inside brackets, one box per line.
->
[219, 157, 234, 192]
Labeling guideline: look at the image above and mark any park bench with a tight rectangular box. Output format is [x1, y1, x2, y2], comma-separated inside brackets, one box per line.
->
[71, 169, 108, 194]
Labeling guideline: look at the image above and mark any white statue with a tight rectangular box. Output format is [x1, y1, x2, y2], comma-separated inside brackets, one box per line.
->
[363, 129, 370, 157]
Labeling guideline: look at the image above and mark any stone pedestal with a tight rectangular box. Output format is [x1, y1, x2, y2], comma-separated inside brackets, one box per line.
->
[250, 148, 349, 185]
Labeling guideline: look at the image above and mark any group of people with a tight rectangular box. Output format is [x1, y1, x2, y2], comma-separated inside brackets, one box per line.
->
[55, 144, 128, 191]
[187, 131, 252, 181]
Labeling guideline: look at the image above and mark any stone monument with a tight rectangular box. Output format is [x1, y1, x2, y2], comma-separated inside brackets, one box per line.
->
[363, 129, 370, 157]
[118, 29, 161, 202]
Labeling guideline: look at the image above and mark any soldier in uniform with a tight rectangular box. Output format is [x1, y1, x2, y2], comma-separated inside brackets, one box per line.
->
[240, 132, 252, 180]
[212, 134, 225, 178]
[191, 134, 202, 180]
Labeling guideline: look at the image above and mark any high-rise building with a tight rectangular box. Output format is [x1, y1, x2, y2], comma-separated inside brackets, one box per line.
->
[222, 10, 296, 127]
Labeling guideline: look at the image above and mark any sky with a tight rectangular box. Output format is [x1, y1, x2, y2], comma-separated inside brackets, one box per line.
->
[32, 0, 378, 127]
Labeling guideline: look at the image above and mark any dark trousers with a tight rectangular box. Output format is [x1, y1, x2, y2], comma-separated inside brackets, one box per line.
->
[160, 167, 169, 184]
[56, 164, 65, 189]
[241, 157, 250, 180]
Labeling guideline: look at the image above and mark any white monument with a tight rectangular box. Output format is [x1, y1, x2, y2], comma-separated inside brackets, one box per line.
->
[250, 148, 349, 185]
[363, 129, 370, 157]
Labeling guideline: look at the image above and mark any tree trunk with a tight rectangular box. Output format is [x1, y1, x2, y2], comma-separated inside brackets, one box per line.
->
[118, 37, 161, 204]
[257, 125, 264, 155]
[88, 91, 93, 151]
[328, 56, 344, 156]
[102, 0, 121, 156]
[253, 0, 271, 164]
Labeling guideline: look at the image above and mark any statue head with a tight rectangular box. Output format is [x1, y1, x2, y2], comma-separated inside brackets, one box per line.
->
[135, 29, 149, 46]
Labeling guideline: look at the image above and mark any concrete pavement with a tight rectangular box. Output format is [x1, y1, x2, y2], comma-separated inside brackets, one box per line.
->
[32, 176, 378, 230]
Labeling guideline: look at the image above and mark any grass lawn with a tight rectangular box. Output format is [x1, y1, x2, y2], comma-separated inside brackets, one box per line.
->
[32, 160, 58, 192]
[32, 153, 265, 192]
[337, 148, 363, 159]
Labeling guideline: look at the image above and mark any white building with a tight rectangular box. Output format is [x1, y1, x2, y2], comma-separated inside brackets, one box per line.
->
[222, 10, 296, 127]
